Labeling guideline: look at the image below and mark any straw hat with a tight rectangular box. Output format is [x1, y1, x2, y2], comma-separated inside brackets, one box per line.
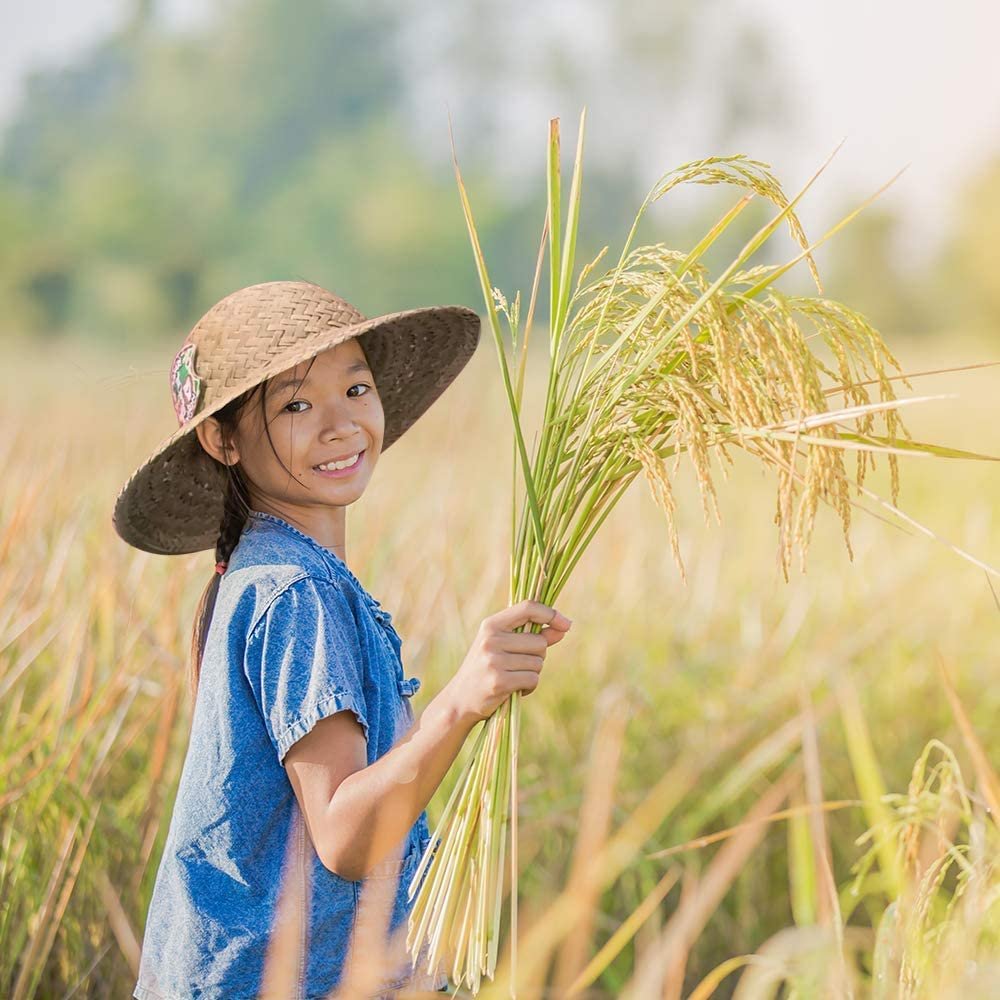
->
[113, 280, 481, 555]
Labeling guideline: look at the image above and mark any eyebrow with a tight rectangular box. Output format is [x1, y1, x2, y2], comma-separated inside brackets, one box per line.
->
[269, 361, 372, 397]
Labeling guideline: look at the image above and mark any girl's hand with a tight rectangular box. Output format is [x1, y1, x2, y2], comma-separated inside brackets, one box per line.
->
[444, 600, 573, 726]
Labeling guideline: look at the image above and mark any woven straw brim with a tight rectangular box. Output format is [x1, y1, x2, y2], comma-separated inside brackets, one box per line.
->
[113, 304, 480, 555]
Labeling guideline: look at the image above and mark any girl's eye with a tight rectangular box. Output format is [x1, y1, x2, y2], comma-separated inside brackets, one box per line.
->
[283, 385, 371, 412]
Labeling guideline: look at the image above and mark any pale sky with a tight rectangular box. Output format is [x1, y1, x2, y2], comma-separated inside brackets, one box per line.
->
[2, 0, 998, 268]
[729, 0, 1000, 266]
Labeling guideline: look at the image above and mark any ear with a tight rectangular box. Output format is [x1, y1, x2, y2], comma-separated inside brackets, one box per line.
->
[195, 417, 241, 466]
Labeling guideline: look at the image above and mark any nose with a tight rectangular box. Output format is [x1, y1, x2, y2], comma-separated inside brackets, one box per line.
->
[318, 396, 363, 443]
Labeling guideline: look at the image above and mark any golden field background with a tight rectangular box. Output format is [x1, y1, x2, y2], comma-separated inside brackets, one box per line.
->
[2, 327, 998, 997]
[4, 0, 1000, 994]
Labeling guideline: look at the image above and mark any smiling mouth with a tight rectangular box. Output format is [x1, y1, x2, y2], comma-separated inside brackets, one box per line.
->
[313, 450, 365, 473]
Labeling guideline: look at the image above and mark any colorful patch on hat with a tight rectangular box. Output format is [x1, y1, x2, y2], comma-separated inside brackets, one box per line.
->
[170, 342, 203, 425]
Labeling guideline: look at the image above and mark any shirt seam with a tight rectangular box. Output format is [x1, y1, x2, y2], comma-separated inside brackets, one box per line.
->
[245, 572, 346, 638]
[296, 809, 308, 999]
[246, 511, 355, 578]
[245, 511, 388, 614]
[274, 688, 370, 760]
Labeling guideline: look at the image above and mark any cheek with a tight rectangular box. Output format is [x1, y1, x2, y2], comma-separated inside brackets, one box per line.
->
[234, 440, 273, 481]
[235, 423, 302, 479]
[369, 398, 386, 436]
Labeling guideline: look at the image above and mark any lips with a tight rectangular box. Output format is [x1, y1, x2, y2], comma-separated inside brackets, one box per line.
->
[313, 448, 365, 469]
[313, 450, 365, 473]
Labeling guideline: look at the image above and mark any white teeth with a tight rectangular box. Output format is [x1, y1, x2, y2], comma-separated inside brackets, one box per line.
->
[318, 453, 361, 471]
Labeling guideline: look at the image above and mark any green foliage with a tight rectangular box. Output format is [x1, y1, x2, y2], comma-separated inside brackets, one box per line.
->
[0, 0, 502, 340]
[0, 0, 807, 344]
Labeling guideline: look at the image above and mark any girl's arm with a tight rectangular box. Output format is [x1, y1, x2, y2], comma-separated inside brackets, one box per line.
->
[283, 600, 572, 880]
[285, 682, 475, 880]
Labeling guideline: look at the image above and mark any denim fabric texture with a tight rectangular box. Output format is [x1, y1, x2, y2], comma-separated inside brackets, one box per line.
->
[133, 510, 447, 999]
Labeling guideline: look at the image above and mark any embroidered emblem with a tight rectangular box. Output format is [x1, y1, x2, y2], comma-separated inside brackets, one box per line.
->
[170, 342, 203, 424]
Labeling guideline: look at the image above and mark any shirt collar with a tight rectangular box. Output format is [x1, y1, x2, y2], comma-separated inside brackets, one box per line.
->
[245, 510, 418, 697]
[245, 510, 394, 623]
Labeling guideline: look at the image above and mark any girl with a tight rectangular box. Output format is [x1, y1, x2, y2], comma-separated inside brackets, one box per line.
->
[113, 280, 573, 1000]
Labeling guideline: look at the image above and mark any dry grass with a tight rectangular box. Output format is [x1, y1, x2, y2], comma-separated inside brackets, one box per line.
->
[0, 326, 998, 997]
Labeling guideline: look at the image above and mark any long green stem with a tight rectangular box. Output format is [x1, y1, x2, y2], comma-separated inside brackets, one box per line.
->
[549, 463, 638, 599]
[735, 166, 907, 304]
[407, 113, 981, 996]
[528, 111, 587, 598]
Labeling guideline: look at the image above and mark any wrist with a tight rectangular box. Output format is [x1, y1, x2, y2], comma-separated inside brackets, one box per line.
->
[423, 681, 480, 737]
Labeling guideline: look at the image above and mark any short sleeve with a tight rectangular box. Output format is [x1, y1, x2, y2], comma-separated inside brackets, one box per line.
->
[244, 575, 370, 764]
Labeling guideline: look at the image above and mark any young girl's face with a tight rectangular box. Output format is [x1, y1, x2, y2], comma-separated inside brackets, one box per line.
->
[226, 339, 384, 524]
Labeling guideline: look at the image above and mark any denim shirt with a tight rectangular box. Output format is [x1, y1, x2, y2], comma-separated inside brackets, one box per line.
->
[133, 511, 447, 999]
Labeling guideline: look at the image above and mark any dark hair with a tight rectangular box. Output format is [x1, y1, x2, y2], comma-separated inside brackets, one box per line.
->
[187, 357, 318, 703]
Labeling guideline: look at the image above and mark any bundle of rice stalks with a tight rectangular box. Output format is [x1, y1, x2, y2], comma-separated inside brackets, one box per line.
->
[406, 108, 999, 994]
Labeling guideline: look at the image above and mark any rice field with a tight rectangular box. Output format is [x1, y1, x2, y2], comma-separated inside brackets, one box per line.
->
[2, 329, 998, 998]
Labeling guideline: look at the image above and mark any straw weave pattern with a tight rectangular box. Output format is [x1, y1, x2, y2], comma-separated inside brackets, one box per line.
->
[189, 283, 369, 408]
[112, 281, 480, 555]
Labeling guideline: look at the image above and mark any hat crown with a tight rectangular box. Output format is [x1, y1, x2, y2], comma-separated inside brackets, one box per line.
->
[171, 281, 369, 426]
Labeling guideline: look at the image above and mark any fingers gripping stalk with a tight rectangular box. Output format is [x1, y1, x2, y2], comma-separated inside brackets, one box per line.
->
[445, 601, 573, 727]
[406, 601, 573, 987]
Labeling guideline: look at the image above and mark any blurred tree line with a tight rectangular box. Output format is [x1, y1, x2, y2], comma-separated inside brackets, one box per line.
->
[0, 0, 995, 343]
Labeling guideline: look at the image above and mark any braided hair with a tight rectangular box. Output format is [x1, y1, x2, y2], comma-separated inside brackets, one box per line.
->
[187, 358, 318, 704]
[188, 465, 251, 701]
